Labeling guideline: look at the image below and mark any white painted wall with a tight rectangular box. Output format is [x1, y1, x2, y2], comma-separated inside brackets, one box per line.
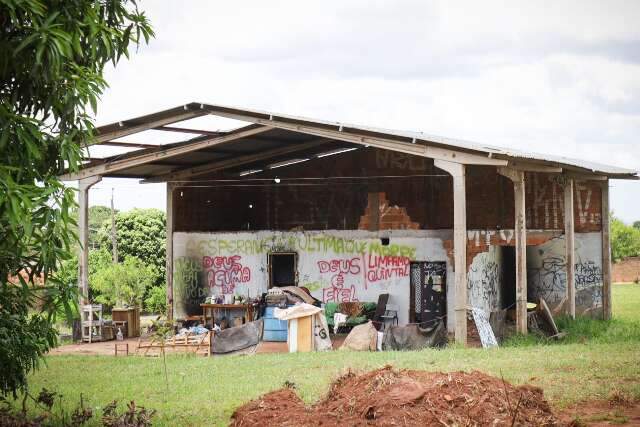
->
[527, 232, 603, 316]
[172, 230, 453, 327]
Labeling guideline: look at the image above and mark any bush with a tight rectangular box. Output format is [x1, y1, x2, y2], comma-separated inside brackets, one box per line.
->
[145, 285, 167, 315]
[91, 258, 155, 308]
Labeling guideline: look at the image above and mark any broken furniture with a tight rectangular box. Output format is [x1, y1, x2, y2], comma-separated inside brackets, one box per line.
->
[201, 303, 254, 329]
[136, 331, 212, 356]
[112, 307, 140, 338]
[371, 293, 391, 330]
[81, 304, 103, 343]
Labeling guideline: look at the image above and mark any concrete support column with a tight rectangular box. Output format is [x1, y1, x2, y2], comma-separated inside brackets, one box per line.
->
[498, 167, 528, 334]
[78, 175, 102, 306]
[601, 180, 612, 320]
[564, 178, 576, 318]
[434, 160, 467, 345]
[166, 182, 175, 320]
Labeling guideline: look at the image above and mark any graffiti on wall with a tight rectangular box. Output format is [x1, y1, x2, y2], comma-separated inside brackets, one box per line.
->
[529, 255, 567, 306]
[467, 230, 515, 247]
[527, 235, 604, 314]
[314, 254, 411, 302]
[366, 255, 410, 283]
[173, 257, 206, 316]
[526, 174, 601, 230]
[467, 253, 500, 312]
[186, 234, 416, 259]
[375, 150, 429, 172]
[318, 258, 360, 303]
[203, 255, 251, 294]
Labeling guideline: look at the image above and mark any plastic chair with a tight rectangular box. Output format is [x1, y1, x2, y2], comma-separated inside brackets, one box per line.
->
[380, 304, 399, 328]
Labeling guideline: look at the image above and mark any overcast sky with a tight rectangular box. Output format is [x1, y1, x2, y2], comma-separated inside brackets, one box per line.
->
[87, 1, 640, 224]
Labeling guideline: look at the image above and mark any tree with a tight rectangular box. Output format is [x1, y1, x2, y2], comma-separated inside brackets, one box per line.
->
[97, 208, 166, 286]
[91, 257, 154, 308]
[0, 0, 152, 396]
[634, 221, 640, 230]
[88, 205, 115, 249]
[611, 215, 640, 262]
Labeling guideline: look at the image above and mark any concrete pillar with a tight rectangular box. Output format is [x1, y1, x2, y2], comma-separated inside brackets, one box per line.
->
[601, 180, 612, 320]
[498, 167, 528, 334]
[166, 182, 175, 320]
[434, 160, 467, 345]
[78, 175, 102, 306]
[564, 178, 575, 318]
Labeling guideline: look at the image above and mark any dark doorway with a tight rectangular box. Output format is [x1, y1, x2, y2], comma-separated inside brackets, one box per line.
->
[410, 261, 447, 327]
[501, 246, 516, 309]
[268, 252, 298, 288]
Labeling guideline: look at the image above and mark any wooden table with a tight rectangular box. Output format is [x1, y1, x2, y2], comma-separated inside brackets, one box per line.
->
[201, 304, 254, 328]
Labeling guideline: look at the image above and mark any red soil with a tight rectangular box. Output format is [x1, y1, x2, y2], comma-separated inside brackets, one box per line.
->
[231, 366, 560, 426]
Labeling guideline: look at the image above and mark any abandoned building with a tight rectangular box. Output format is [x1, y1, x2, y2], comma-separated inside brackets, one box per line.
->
[62, 103, 639, 344]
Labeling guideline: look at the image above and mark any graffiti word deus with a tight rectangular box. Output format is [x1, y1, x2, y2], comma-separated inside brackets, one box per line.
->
[318, 258, 359, 303]
[203, 255, 251, 294]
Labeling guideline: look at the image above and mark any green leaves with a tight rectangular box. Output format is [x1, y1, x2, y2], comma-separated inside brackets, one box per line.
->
[0, 0, 153, 396]
[91, 257, 155, 308]
[611, 215, 640, 262]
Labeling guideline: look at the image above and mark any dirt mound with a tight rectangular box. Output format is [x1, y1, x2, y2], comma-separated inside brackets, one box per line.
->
[231, 366, 559, 426]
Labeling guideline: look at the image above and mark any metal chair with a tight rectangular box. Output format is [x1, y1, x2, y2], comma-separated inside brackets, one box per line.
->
[380, 304, 399, 329]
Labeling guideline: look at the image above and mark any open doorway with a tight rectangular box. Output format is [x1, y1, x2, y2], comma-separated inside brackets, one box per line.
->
[268, 252, 298, 288]
[500, 246, 516, 310]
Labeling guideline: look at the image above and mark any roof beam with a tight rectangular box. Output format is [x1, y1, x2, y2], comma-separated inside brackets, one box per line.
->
[141, 138, 331, 183]
[154, 126, 226, 136]
[202, 107, 507, 166]
[94, 106, 207, 144]
[507, 161, 562, 173]
[98, 141, 160, 149]
[59, 125, 273, 181]
[563, 171, 608, 181]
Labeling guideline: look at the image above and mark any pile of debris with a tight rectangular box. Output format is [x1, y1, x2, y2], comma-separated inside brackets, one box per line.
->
[231, 366, 559, 426]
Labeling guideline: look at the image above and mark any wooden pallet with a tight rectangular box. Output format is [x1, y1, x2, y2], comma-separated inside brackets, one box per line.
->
[136, 332, 212, 357]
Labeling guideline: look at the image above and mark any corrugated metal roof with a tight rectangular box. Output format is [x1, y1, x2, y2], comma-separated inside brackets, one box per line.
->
[197, 102, 638, 177]
[82, 102, 637, 180]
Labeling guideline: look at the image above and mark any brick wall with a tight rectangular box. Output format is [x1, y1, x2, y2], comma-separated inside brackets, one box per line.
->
[612, 257, 640, 283]
[173, 149, 604, 234]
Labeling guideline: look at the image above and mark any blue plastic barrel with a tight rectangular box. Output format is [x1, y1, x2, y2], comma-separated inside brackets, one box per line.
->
[262, 306, 288, 342]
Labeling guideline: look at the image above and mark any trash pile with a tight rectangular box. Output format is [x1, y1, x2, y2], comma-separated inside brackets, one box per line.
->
[231, 366, 559, 426]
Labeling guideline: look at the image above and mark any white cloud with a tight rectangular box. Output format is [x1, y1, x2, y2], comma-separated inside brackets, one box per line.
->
[88, 0, 640, 223]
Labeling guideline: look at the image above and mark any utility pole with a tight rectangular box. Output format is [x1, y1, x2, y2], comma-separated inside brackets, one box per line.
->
[111, 188, 118, 263]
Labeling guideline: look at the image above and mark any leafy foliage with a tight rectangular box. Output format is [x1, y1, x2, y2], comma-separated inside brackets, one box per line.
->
[97, 208, 166, 285]
[0, 0, 152, 396]
[0, 284, 57, 398]
[91, 257, 154, 308]
[611, 215, 640, 262]
[144, 284, 167, 315]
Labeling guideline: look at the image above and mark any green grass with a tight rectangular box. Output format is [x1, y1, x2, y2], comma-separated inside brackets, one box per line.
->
[15, 283, 640, 426]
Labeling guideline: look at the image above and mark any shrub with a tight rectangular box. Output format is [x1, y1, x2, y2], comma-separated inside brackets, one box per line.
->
[91, 258, 155, 308]
[144, 285, 167, 315]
